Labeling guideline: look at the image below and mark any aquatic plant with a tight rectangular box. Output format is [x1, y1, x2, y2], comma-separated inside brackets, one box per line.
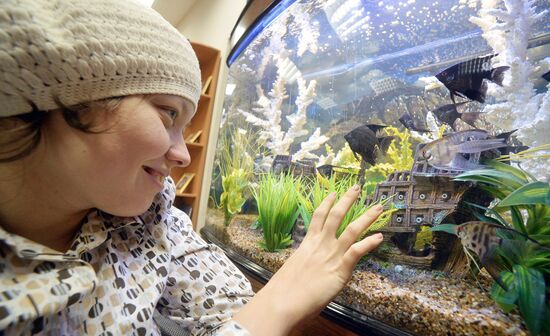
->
[332, 142, 361, 169]
[336, 199, 396, 239]
[383, 126, 415, 172]
[454, 160, 550, 239]
[220, 170, 249, 226]
[218, 128, 256, 226]
[295, 171, 393, 238]
[330, 126, 415, 182]
[297, 173, 356, 230]
[414, 226, 433, 251]
[296, 175, 331, 231]
[352, 126, 416, 179]
[254, 173, 301, 252]
[438, 160, 550, 335]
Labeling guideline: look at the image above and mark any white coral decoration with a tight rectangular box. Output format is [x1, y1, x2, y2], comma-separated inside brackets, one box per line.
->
[240, 65, 328, 162]
[290, 3, 320, 56]
[470, 0, 549, 181]
[240, 77, 288, 155]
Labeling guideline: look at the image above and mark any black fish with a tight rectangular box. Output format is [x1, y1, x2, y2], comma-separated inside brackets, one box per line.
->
[495, 129, 517, 142]
[344, 124, 394, 166]
[432, 102, 482, 130]
[543, 70, 550, 82]
[399, 112, 430, 132]
[493, 130, 529, 157]
[435, 54, 509, 104]
[500, 145, 530, 157]
[316, 164, 335, 177]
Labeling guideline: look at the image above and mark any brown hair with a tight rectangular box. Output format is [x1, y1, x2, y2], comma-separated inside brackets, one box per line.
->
[0, 98, 123, 163]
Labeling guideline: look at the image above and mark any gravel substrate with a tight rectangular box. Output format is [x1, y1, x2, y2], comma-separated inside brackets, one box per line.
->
[205, 210, 526, 335]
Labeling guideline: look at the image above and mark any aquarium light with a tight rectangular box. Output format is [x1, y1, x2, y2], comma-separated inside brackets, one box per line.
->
[227, 0, 298, 66]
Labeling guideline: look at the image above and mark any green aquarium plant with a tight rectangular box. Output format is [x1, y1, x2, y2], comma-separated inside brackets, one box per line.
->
[433, 159, 550, 335]
[383, 126, 415, 172]
[336, 195, 397, 239]
[217, 127, 256, 225]
[220, 169, 249, 226]
[332, 127, 415, 179]
[296, 174, 332, 231]
[296, 172, 358, 229]
[254, 173, 301, 252]
[296, 171, 394, 239]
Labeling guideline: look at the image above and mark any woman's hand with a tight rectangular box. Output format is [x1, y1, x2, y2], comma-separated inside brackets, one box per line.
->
[234, 185, 384, 335]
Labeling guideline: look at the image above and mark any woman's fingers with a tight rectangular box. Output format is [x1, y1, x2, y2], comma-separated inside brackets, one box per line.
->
[307, 192, 337, 235]
[342, 233, 384, 272]
[322, 185, 362, 238]
[337, 204, 383, 252]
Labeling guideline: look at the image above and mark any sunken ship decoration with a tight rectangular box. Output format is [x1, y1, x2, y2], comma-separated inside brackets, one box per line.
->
[365, 135, 500, 273]
[271, 154, 317, 177]
[272, 130, 508, 275]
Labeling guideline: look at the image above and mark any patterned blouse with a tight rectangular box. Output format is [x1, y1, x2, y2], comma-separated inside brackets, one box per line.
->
[0, 178, 254, 335]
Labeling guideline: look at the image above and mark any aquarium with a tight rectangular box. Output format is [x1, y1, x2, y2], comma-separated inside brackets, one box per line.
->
[203, 0, 550, 334]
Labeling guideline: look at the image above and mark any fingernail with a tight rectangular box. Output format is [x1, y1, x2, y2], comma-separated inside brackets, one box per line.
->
[374, 204, 383, 211]
[376, 233, 383, 239]
[352, 184, 360, 191]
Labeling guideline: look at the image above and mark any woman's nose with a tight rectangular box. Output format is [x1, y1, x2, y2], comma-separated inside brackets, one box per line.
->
[167, 135, 191, 168]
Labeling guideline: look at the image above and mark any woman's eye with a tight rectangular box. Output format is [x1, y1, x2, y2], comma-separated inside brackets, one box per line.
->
[159, 106, 178, 124]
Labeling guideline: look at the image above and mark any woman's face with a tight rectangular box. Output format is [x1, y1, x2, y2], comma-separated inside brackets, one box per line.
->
[40, 94, 193, 216]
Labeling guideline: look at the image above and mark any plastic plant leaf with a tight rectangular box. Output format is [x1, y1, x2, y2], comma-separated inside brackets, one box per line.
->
[455, 169, 523, 191]
[429, 224, 458, 235]
[530, 234, 550, 245]
[297, 205, 312, 230]
[498, 182, 550, 207]
[491, 271, 517, 313]
[509, 206, 526, 234]
[514, 265, 545, 335]
[464, 202, 507, 226]
[251, 219, 261, 230]
[487, 160, 530, 183]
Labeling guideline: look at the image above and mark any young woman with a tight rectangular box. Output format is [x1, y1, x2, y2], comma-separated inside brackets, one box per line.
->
[0, 1, 384, 335]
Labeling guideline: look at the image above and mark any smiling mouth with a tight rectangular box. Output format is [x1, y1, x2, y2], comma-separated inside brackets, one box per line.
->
[143, 166, 166, 184]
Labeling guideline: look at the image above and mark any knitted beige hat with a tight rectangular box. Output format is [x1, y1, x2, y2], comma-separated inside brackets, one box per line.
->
[0, 0, 201, 117]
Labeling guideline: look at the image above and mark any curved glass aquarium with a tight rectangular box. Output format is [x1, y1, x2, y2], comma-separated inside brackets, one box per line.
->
[203, 0, 550, 335]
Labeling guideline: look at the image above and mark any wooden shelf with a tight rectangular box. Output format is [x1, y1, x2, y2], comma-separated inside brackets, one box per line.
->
[185, 142, 204, 148]
[177, 192, 197, 198]
[170, 42, 221, 228]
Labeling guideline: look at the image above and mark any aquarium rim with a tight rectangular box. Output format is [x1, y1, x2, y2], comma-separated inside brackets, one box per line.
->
[227, 0, 298, 67]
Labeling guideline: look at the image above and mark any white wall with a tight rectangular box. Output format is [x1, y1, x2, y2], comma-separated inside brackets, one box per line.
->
[176, 0, 247, 230]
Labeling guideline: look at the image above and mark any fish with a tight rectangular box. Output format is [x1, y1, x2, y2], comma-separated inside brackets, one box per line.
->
[432, 102, 482, 130]
[344, 124, 395, 187]
[503, 145, 530, 155]
[417, 130, 506, 170]
[476, 129, 529, 160]
[495, 129, 517, 142]
[344, 124, 393, 166]
[399, 112, 431, 133]
[431, 221, 543, 289]
[316, 164, 351, 177]
[435, 54, 510, 104]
